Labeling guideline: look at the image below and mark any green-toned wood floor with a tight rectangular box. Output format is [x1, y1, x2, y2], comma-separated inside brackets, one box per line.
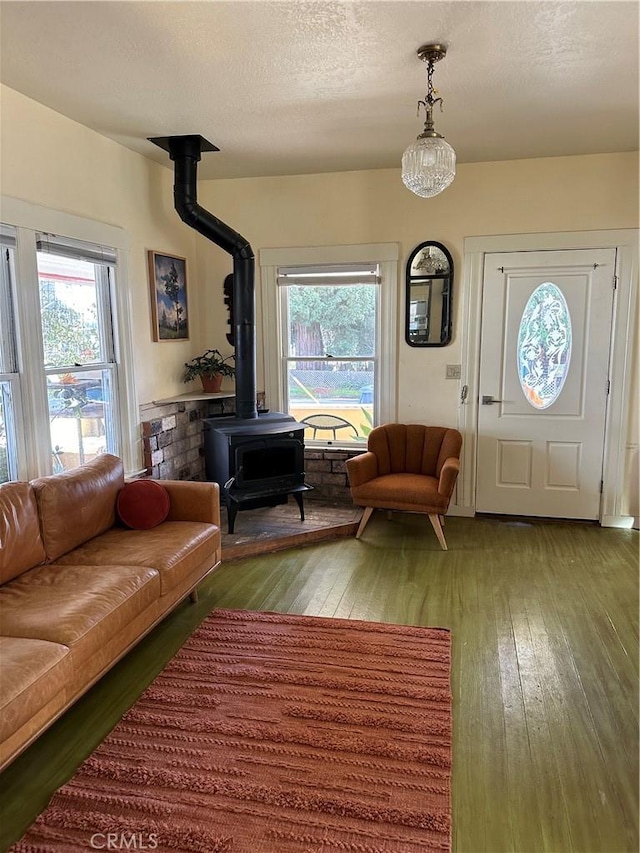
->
[1, 514, 638, 852]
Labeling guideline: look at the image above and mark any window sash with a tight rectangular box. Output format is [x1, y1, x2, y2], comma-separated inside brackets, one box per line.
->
[279, 275, 379, 360]
[37, 255, 117, 369]
[36, 232, 117, 265]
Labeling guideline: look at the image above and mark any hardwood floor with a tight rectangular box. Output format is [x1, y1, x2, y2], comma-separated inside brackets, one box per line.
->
[0, 513, 637, 852]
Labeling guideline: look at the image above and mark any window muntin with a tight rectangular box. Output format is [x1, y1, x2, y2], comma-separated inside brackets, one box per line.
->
[279, 266, 379, 445]
[517, 281, 572, 409]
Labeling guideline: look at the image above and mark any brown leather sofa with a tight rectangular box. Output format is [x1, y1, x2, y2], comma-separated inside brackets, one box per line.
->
[347, 423, 462, 549]
[0, 454, 221, 771]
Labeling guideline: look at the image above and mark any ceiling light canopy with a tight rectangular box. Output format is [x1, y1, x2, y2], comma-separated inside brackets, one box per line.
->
[402, 44, 456, 199]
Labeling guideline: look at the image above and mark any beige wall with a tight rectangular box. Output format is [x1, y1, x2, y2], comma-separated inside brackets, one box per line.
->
[196, 152, 638, 423]
[0, 84, 202, 405]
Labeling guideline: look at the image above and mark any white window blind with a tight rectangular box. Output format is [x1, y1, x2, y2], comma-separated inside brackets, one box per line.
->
[277, 263, 381, 287]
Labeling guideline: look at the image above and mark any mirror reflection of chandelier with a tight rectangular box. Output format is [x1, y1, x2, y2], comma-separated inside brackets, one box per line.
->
[415, 246, 447, 274]
[401, 44, 456, 199]
[415, 248, 438, 274]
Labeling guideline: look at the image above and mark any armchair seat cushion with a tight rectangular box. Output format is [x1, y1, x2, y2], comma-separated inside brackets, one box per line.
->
[350, 472, 449, 513]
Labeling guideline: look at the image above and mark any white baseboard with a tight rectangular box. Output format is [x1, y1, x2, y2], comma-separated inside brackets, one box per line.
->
[449, 508, 638, 528]
[601, 515, 635, 529]
[448, 506, 475, 518]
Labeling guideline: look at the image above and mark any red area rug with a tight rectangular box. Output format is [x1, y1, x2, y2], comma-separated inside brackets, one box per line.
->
[13, 609, 451, 852]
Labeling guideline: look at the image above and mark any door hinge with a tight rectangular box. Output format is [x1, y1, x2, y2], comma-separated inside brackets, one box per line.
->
[600, 479, 604, 494]
[613, 275, 618, 290]
[606, 379, 610, 395]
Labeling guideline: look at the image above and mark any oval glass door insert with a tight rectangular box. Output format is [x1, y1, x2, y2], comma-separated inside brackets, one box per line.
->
[517, 282, 572, 409]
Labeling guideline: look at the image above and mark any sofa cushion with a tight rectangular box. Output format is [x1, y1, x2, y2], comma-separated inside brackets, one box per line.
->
[0, 563, 160, 662]
[52, 521, 219, 595]
[32, 454, 124, 561]
[117, 479, 170, 530]
[0, 637, 71, 744]
[0, 482, 46, 583]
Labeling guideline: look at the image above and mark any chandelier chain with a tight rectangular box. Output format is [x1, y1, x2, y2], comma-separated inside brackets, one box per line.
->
[417, 58, 444, 131]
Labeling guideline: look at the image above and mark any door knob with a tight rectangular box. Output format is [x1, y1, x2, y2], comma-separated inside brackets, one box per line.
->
[482, 395, 503, 405]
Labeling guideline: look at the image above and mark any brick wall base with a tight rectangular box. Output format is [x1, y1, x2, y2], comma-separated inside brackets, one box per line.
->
[140, 401, 364, 503]
[304, 448, 364, 504]
[139, 398, 233, 481]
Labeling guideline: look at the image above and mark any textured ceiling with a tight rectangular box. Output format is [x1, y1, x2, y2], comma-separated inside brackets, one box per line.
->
[1, 0, 638, 180]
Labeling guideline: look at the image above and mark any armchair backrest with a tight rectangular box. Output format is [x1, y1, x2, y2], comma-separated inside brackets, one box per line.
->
[368, 424, 462, 478]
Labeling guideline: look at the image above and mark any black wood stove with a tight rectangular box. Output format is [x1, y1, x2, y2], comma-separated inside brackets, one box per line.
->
[204, 412, 311, 533]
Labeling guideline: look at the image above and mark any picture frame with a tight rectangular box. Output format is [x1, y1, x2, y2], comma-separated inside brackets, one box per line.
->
[148, 251, 189, 342]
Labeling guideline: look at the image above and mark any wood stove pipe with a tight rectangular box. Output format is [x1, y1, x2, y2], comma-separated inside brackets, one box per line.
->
[149, 134, 257, 419]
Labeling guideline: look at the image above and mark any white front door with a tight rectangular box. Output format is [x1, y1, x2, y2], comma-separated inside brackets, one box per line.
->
[476, 248, 616, 519]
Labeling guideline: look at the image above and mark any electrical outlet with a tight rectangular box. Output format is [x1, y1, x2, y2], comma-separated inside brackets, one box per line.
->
[445, 364, 461, 380]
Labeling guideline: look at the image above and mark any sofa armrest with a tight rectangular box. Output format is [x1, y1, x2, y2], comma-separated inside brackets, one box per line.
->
[346, 452, 379, 488]
[161, 480, 220, 527]
[438, 457, 460, 498]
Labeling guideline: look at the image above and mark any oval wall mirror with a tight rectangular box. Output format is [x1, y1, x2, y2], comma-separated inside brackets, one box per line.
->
[405, 241, 454, 347]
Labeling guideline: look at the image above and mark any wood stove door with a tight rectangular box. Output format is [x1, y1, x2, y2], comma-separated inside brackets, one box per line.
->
[232, 436, 304, 495]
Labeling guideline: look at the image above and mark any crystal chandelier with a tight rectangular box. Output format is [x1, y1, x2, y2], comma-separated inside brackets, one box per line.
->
[402, 44, 456, 198]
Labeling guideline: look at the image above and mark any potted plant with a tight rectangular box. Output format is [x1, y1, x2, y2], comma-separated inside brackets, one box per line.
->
[183, 348, 235, 392]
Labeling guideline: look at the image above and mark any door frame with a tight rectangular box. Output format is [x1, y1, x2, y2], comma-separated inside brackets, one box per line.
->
[457, 229, 638, 527]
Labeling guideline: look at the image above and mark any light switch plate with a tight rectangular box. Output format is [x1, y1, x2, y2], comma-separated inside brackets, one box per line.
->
[446, 364, 461, 379]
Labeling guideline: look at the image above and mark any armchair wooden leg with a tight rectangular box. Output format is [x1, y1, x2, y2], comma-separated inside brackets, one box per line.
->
[428, 514, 448, 550]
[189, 588, 199, 604]
[356, 507, 374, 539]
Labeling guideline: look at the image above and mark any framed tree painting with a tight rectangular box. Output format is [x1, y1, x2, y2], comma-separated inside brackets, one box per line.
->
[148, 251, 189, 341]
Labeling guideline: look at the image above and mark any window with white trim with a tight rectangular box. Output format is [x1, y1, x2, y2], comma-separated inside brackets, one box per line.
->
[0, 212, 135, 481]
[261, 244, 398, 446]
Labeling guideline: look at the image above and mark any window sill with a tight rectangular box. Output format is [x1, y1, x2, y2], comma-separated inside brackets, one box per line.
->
[150, 390, 235, 406]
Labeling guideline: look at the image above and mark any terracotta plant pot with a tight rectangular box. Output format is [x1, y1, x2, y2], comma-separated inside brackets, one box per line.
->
[201, 373, 224, 393]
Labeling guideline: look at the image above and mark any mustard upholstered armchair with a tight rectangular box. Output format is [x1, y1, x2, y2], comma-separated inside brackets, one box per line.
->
[346, 423, 462, 550]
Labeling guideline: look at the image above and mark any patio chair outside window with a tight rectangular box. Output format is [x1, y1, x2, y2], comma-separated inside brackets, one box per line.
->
[300, 414, 358, 440]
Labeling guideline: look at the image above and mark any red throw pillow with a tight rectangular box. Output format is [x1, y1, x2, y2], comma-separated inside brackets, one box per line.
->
[116, 480, 170, 530]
